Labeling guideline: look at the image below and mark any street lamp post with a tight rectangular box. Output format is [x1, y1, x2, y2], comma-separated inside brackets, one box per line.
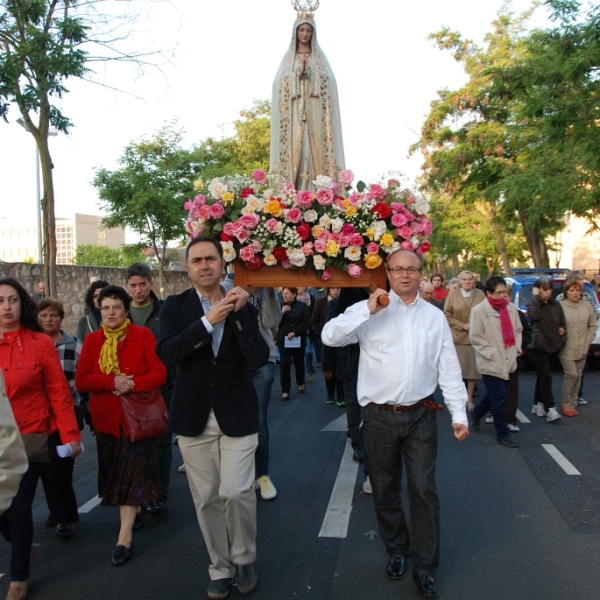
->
[16, 118, 57, 264]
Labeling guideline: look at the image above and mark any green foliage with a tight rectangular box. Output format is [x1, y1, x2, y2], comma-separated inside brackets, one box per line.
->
[194, 99, 271, 181]
[73, 244, 145, 267]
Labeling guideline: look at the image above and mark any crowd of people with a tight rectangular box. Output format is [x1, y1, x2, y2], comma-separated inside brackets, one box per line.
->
[1, 254, 599, 600]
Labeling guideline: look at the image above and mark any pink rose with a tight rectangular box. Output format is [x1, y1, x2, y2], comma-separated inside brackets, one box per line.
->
[347, 193, 363, 205]
[314, 238, 327, 253]
[348, 264, 362, 277]
[367, 184, 387, 200]
[388, 179, 400, 188]
[321, 268, 333, 282]
[296, 223, 310, 240]
[421, 217, 433, 236]
[194, 194, 207, 205]
[330, 232, 341, 243]
[396, 225, 413, 240]
[402, 190, 416, 205]
[251, 240, 263, 253]
[281, 259, 292, 269]
[184, 200, 194, 211]
[391, 202, 405, 211]
[331, 182, 340, 192]
[338, 235, 351, 248]
[349, 233, 364, 246]
[366, 242, 379, 254]
[234, 228, 249, 243]
[296, 191, 314, 207]
[411, 222, 425, 235]
[265, 218, 279, 233]
[209, 203, 225, 219]
[302, 242, 314, 256]
[281, 183, 296, 193]
[316, 187, 335, 205]
[223, 221, 236, 235]
[251, 169, 266, 185]
[237, 214, 260, 228]
[400, 241, 415, 251]
[197, 205, 211, 220]
[391, 213, 408, 228]
[285, 207, 303, 223]
[339, 170, 354, 185]
[402, 208, 415, 222]
[341, 223, 355, 235]
[239, 246, 256, 262]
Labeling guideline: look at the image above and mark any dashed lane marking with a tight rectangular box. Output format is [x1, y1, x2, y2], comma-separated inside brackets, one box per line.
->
[320, 414, 347, 432]
[516, 409, 531, 424]
[319, 439, 359, 538]
[541, 444, 581, 476]
[78, 495, 102, 513]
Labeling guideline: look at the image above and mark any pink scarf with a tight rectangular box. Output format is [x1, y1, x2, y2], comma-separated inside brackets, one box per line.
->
[486, 296, 516, 348]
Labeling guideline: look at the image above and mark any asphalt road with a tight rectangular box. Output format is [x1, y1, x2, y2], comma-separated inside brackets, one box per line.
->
[1, 366, 599, 600]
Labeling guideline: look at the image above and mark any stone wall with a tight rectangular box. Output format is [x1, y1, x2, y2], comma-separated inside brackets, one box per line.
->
[0, 262, 191, 335]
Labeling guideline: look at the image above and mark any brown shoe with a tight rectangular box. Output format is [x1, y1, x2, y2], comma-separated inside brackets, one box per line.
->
[6, 580, 28, 600]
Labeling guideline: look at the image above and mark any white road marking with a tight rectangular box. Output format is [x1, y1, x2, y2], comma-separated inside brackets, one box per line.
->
[78, 495, 102, 513]
[542, 444, 581, 476]
[516, 409, 531, 424]
[320, 414, 347, 432]
[319, 439, 359, 538]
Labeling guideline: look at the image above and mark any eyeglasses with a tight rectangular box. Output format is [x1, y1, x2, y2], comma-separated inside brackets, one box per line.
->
[387, 267, 422, 275]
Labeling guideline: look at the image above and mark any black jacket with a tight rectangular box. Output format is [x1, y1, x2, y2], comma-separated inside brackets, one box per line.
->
[276, 299, 310, 349]
[156, 288, 269, 437]
[527, 296, 566, 353]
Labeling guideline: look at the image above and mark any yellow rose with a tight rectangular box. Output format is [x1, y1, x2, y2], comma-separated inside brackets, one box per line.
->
[345, 205, 357, 218]
[365, 227, 375, 241]
[380, 233, 394, 247]
[263, 200, 283, 217]
[364, 253, 383, 269]
[193, 178, 204, 190]
[222, 191, 235, 205]
[312, 225, 325, 237]
[325, 240, 340, 257]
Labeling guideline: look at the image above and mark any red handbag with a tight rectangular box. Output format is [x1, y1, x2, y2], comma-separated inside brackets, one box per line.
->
[118, 389, 169, 442]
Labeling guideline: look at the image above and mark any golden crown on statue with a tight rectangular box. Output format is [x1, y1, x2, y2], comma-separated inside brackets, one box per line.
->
[292, 0, 320, 19]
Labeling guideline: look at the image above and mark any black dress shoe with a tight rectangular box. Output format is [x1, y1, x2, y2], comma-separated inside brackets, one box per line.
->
[236, 563, 258, 595]
[111, 544, 132, 566]
[413, 573, 439, 597]
[133, 505, 147, 530]
[386, 556, 408, 580]
[471, 414, 481, 432]
[56, 524, 71, 539]
[147, 499, 168, 515]
[352, 447, 364, 462]
[45, 513, 57, 528]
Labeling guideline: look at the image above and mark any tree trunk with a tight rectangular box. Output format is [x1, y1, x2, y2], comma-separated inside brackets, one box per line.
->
[474, 200, 511, 274]
[519, 211, 550, 267]
[38, 134, 57, 297]
[158, 253, 165, 300]
[452, 253, 460, 275]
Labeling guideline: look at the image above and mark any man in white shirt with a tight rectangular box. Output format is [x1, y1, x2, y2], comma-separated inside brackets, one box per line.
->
[322, 250, 469, 599]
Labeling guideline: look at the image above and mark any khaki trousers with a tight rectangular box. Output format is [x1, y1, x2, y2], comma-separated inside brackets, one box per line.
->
[179, 410, 258, 580]
[559, 356, 586, 409]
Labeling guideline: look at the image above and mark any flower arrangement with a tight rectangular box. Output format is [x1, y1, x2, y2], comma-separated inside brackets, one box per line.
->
[184, 169, 432, 280]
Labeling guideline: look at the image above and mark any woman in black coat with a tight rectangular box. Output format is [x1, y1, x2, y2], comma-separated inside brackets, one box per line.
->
[277, 287, 310, 400]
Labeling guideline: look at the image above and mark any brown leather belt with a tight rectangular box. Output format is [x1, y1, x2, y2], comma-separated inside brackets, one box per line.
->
[370, 397, 444, 413]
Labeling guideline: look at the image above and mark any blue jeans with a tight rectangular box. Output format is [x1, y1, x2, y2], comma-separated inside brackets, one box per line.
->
[472, 375, 510, 439]
[305, 339, 315, 375]
[0, 462, 44, 581]
[251, 362, 275, 478]
[362, 403, 440, 576]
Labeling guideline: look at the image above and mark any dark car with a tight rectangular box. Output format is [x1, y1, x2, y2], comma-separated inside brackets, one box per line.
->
[505, 268, 600, 368]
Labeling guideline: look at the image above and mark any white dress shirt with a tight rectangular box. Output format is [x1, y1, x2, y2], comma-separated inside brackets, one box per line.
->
[321, 291, 469, 426]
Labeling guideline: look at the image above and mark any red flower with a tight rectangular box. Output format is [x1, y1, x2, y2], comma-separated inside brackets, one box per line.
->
[220, 232, 234, 242]
[296, 223, 310, 241]
[245, 255, 264, 270]
[420, 240, 431, 252]
[273, 247, 288, 262]
[240, 187, 254, 198]
[371, 202, 392, 219]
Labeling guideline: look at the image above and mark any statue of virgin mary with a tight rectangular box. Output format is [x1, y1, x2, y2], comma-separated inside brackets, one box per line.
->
[270, 3, 345, 191]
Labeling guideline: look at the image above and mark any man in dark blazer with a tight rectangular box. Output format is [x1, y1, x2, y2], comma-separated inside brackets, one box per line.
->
[157, 236, 268, 600]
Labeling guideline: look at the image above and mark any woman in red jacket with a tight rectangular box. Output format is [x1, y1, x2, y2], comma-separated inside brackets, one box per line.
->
[0, 278, 82, 600]
[76, 285, 166, 567]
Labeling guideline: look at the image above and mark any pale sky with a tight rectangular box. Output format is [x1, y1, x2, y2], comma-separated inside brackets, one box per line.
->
[0, 0, 539, 239]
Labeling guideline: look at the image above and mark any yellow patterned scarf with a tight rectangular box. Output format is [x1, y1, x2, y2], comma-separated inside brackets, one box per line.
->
[99, 319, 131, 375]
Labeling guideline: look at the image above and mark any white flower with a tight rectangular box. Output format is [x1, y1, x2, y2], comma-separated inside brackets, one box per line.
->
[241, 206, 256, 215]
[409, 236, 421, 249]
[331, 217, 345, 233]
[313, 175, 333, 189]
[263, 253, 277, 266]
[388, 241, 401, 254]
[373, 220, 387, 241]
[274, 222, 284, 234]
[220, 241, 236, 262]
[414, 196, 430, 215]
[319, 214, 332, 228]
[304, 209, 319, 223]
[344, 246, 362, 261]
[288, 248, 307, 267]
[263, 189, 273, 201]
[246, 196, 263, 211]
[313, 255, 326, 270]
[190, 219, 205, 233]
[208, 179, 225, 200]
